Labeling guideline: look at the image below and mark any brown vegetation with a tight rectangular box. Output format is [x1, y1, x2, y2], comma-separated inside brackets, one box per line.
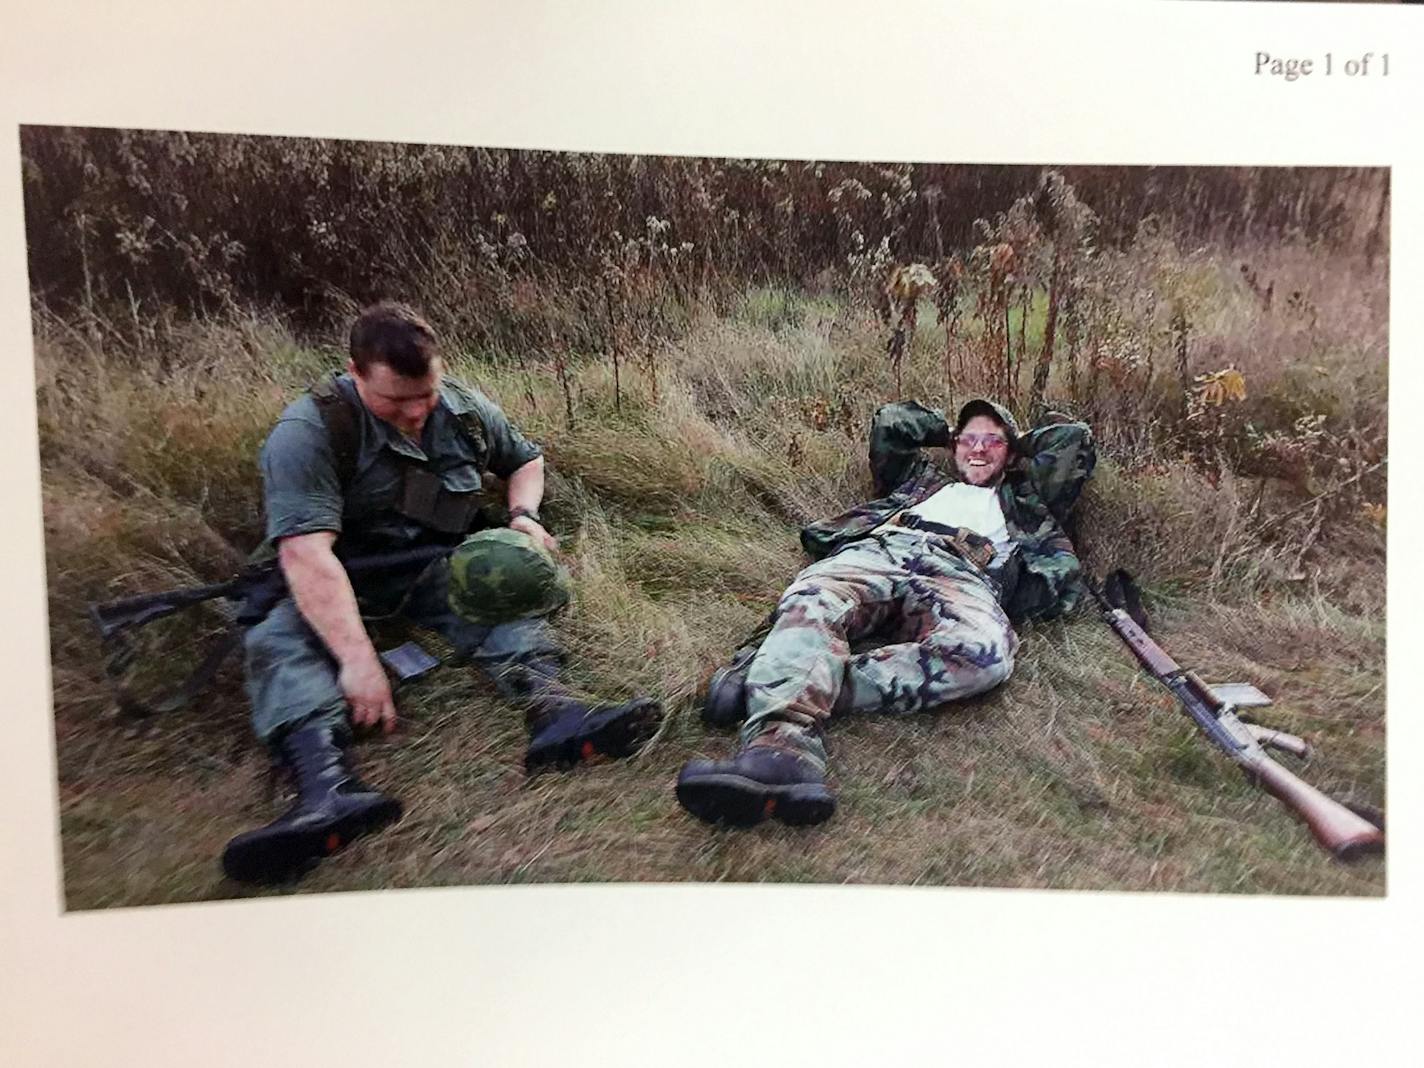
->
[25, 130, 1387, 906]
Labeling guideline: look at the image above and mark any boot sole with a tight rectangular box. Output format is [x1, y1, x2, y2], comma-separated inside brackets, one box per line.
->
[221, 798, 404, 884]
[675, 771, 836, 828]
[525, 698, 663, 772]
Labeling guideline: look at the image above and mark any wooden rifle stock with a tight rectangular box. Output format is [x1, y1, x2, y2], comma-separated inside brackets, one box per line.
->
[1086, 578, 1383, 861]
[1236, 733, 1384, 860]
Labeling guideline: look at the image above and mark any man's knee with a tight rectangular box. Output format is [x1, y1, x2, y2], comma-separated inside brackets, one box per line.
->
[776, 573, 873, 624]
[924, 628, 1015, 697]
[243, 601, 305, 672]
[242, 600, 345, 741]
[976, 633, 1016, 691]
[981, 643, 1015, 689]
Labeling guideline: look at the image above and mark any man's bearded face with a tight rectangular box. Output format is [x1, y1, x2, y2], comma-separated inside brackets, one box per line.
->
[954, 413, 1012, 486]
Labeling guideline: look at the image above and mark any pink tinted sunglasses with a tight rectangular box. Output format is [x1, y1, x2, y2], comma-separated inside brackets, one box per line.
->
[957, 432, 1009, 450]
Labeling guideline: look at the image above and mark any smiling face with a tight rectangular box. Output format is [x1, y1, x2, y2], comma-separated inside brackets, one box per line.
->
[954, 413, 1012, 487]
[350, 356, 444, 439]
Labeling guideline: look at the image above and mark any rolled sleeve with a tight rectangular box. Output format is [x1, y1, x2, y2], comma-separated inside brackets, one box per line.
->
[869, 402, 950, 496]
[465, 390, 543, 479]
[260, 416, 344, 542]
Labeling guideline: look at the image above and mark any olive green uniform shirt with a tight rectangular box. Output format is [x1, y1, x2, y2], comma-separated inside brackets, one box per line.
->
[260, 373, 542, 555]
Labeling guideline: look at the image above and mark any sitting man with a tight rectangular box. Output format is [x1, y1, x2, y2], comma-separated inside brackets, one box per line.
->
[223, 301, 662, 883]
[675, 398, 1093, 827]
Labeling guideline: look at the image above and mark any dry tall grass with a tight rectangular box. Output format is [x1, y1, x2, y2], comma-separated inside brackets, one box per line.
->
[27, 137, 1387, 905]
[36, 224, 1386, 906]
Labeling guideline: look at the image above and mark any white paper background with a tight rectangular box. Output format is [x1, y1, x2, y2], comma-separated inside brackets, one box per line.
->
[1, 2, 1418, 1064]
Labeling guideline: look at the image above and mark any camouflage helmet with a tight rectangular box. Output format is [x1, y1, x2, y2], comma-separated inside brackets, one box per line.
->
[447, 528, 571, 625]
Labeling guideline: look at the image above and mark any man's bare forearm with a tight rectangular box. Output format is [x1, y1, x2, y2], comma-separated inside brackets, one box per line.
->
[504, 457, 557, 550]
[278, 532, 378, 668]
[506, 456, 545, 515]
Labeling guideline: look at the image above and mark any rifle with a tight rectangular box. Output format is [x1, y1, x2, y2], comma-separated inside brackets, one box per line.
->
[1086, 572, 1384, 862]
[89, 542, 459, 715]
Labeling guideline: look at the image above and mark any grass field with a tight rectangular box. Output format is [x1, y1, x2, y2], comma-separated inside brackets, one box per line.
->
[37, 237, 1386, 907]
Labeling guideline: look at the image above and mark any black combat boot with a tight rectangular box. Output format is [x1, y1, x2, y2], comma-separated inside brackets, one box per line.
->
[221, 721, 403, 884]
[492, 653, 663, 772]
[675, 745, 836, 827]
[703, 644, 860, 728]
[524, 697, 664, 772]
[701, 644, 758, 729]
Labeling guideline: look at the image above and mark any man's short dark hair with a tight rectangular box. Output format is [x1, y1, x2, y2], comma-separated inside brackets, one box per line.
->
[349, 301, 438, 378]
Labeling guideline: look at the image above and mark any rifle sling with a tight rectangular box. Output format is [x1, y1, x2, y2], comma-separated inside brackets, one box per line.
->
[113, 626, 247, 718]
[96, 542, 459, 716]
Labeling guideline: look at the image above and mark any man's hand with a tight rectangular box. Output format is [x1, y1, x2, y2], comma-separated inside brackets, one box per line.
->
[509, 513, 558, 552]
[340, 651, 397, 734]
[506, 457, 556, 551]
[278, 531, 396, 732]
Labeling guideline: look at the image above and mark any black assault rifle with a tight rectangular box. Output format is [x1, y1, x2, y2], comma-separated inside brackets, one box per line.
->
[89, 543, 458, 716]
[1086, 572, 1384, 861]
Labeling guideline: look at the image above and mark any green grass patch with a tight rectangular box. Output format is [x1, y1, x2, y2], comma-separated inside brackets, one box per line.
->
[38, 267, 1385, 907]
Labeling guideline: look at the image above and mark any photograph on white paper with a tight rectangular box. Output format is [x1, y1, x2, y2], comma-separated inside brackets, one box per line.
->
[24, 127, 1386, 907]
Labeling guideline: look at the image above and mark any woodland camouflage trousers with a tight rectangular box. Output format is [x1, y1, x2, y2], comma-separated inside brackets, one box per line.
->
[740, 529, 1019, 768]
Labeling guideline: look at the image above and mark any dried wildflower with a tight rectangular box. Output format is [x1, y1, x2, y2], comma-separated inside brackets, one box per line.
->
[989, 243, 1017, 285]
[883, 263, 937, 397]
[886, 263, 938, 305]
[1192, 367, 1248, 408]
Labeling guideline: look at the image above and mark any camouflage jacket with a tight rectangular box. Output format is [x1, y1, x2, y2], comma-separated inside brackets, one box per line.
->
[800, 402, 1095, 622]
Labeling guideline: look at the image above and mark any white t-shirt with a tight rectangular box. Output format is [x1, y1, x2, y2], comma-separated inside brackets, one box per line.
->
[897, 482, 1012, 560]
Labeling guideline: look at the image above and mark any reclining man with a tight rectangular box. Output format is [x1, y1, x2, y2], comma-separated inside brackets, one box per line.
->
[675, 398, 1093, 827]
[223, 301, 662, 882]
